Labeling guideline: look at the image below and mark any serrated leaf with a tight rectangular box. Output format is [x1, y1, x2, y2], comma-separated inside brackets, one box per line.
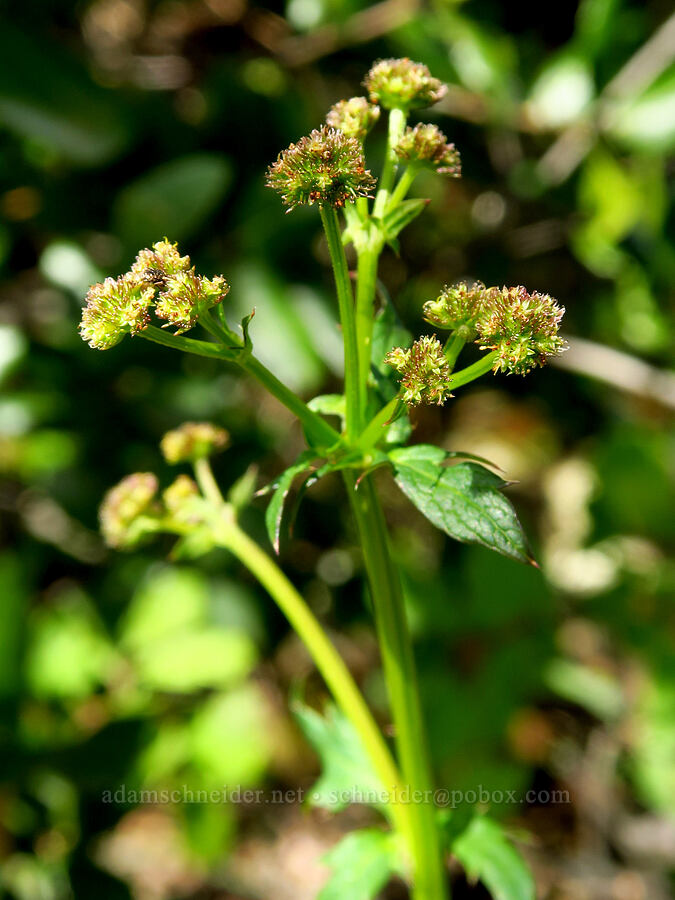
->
[293, 702, 385, 813]
[389, 445, 533, 564]
[452, 816, 535, 900]
[319, 830, 402, 900]
[264, 451, 316, 553]
[381, 198, 428, 242]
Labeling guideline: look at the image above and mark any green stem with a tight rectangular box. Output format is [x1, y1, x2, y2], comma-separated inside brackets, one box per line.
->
[194, 457, 224, 506]
[388, 165, 418, 209]
[358, 396, 401, 451]
[141, 325, 231, 360]
[345, 472, 448, 900]
[240, 355, 340, 448]
[373, 107, 407, 219]
[319, 205, 361, 438]
[215, 516, 412, 850]
[443, 334, 466, 371]
[450, 351, 498, 389]
[355, 244, 382, 413]
[141, 327, 340, 450]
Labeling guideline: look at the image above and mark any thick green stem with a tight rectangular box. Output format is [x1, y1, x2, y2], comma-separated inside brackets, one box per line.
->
[373, 107, 407, 219]
[355, 244, 381, 412]
[345, 472, 448, 900]
[215, 516, 412, 849]
[450, 351, 498, 389]
[320, 205, 362, 438]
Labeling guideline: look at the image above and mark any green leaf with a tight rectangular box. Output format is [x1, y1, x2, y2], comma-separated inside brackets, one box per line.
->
[293, 702, 385, 812]
[113, 154, 232, 248]
[389, 445, 533, 564]
[381, 198, 428, 244]
[308, 394, 346, 428]
[319, 830, 402, 900]
[451, 816, 535, 900]
[264, 451, 316, 553]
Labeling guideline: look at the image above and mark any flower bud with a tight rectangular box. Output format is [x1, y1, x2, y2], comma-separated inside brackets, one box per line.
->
[385, 335, 452, 406]
[363, 58, 446, 111]
[476, 286, 566, 375]
[266, 126, 376, 210]
[79, 275, 155, 350]
[160, 422, 229, 464]
[423, 282, 487, 334]
[99, 473, 159, 549]
[394, 124, 461, 177]
[326, 97, 380, 141]
[163, 474, 203, 524]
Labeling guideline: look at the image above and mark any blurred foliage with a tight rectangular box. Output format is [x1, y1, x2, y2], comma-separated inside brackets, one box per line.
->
[0, 0, 673, 898]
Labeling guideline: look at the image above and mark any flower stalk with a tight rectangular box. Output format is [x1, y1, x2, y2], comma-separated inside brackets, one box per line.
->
[81, 55, 566, 900]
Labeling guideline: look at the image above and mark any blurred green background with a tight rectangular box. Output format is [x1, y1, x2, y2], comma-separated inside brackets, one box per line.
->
[0, 1, 673, 897]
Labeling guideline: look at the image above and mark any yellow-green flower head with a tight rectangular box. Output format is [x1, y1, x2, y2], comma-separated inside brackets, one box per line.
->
[423, 282, 487, 334]
[160, 421, 230, 464]
[80, 240, 230, 347]
[100, 472, 159, 549]
[394, 124, 461, 177]
[79, 275, 155, 350]
[154, 271, 229, 333]
[363, 58, 447, 111]
[266, 126, 377, 210]
[326, 97, 380, 141]
[130, 239, 191, 283]
[385, 335, 452, 406]
[476, 286, 566, 375]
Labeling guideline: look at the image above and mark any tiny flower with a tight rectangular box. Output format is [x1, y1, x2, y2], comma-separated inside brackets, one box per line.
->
[423, 282, 487, 335]
[155, 271, 229, 333]
[100, 473, 159, 549]
[326, 97, 380, 141]
[266, 126, 376, 210]
[394, 124, 461, 177]
[476, 286, 566, 375]
[79, 275, 155, 350]
[130, 239, 191, 285]
[363, 58, 447, 111]
[385, 335, 452, 406]
[160, 422, 229, 464]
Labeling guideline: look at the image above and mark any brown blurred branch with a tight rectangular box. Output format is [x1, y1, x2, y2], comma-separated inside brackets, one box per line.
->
[552, 336, 675, 411]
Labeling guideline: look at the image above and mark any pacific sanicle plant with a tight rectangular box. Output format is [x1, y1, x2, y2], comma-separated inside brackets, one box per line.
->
[80, 57, 566, 900]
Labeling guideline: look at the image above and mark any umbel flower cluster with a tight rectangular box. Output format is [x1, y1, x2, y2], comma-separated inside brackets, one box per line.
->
[386, 283, 566, 405]
[266, 127, 376, 210]
[100, 422, 226, 548]
[363, 57, 447, 110]
[385, 336, 452, 406]
[80, 240, 229, 350]
[326, 97, 380, 141]
[394, 124, 461, 177]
